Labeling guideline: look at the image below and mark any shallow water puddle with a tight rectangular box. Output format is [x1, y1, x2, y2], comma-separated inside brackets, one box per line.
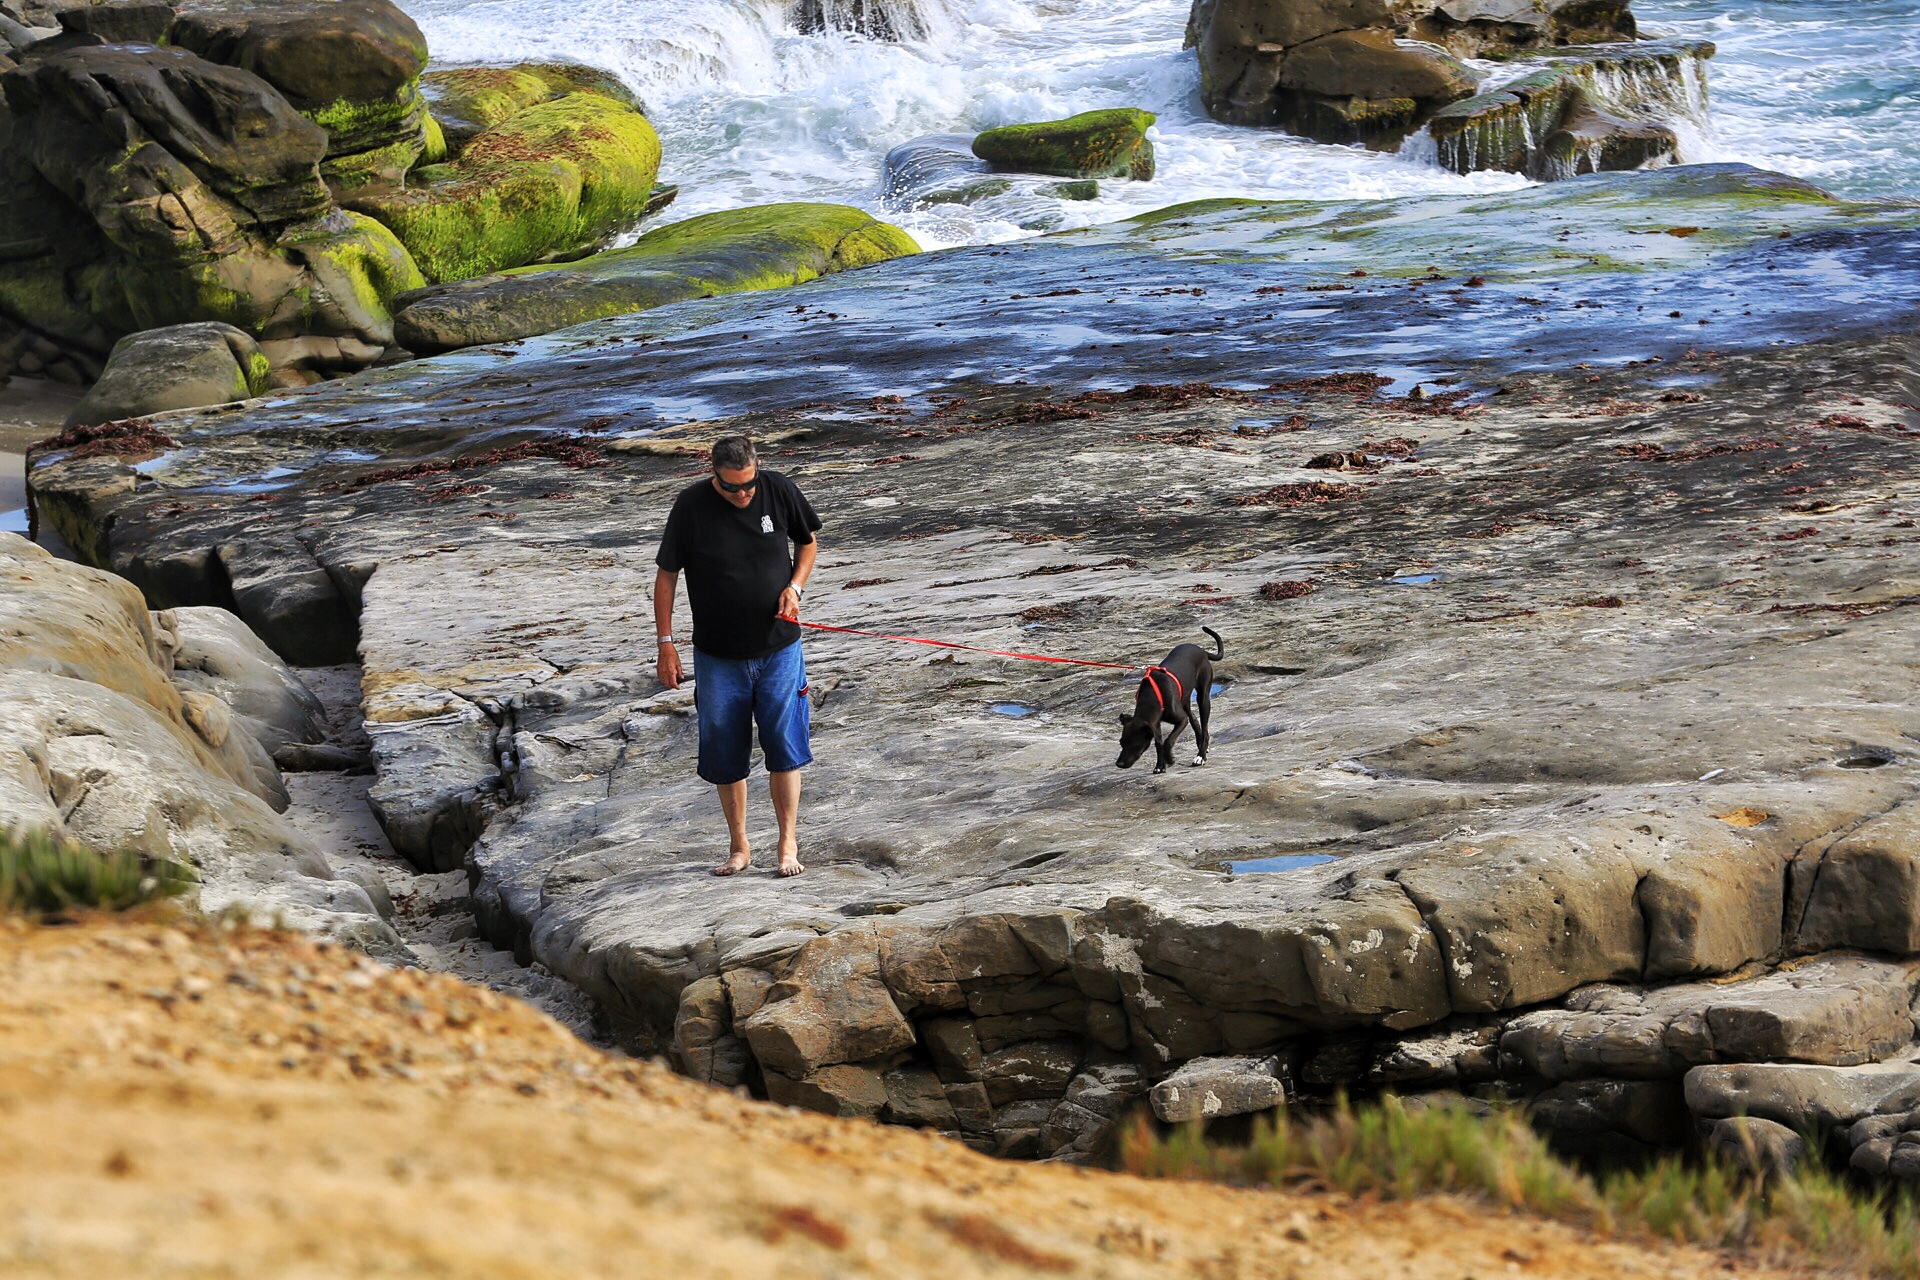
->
[1229, 853, 1337, 875]
[1391, 573, 1444, 585]
[989, 702, 1041, 718]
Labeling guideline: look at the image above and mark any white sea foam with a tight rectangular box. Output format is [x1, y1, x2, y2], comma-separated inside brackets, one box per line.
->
[401, 0, 1920, 251]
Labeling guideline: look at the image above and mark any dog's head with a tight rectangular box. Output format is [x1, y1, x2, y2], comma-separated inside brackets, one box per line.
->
[1115, 713, 1155, 768]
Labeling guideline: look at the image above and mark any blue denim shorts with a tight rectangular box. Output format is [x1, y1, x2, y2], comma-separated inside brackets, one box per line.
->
[693, 640, 813, 785]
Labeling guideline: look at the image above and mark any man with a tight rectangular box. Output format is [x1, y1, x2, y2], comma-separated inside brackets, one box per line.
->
[654, 435, 821, 878]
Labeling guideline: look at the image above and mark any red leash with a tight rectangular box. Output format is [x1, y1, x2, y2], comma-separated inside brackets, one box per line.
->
[796, 619, 1141, 671]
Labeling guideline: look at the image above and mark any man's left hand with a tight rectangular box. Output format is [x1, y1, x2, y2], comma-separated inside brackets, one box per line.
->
[778, 586, 802, 622]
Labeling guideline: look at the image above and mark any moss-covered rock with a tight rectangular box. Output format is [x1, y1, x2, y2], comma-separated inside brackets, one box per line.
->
[972, 109, 1157, 181]
[421, 63, 643, 149]
[392, 202, 919, 353]
[170, 0, 433, 190]
[64, 322, 274, 428]
[346, 91, 662, 283]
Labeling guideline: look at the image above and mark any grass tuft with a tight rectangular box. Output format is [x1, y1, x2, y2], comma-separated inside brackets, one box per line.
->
[1121, 1094, 1920, 1278]
[0, 828, 195, 918]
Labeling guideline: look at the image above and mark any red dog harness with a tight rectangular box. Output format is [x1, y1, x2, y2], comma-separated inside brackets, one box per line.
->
[1140, 665, 1184, 716]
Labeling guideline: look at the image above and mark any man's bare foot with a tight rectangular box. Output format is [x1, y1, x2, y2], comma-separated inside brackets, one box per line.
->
[777, 847, 804, 878]
[713, 848, 752, 877]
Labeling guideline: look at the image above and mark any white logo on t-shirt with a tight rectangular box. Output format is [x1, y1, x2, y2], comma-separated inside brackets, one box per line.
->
[760, 515, 774, 534]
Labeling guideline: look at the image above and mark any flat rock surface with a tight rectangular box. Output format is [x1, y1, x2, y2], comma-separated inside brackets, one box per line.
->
[25, 165, 1920, 1143]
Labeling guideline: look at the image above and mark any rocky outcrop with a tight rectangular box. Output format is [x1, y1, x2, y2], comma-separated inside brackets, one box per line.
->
[0, 533, 402, 954]
[1188, 0, 1482, 140]
[64, 322, 273, 428]
[972, 109, 1157, 181]
[391, 202, 919, 353]
[169, 0, 435, 191]
[345, 82, 660, 284]
[0, 42, 423, 381]
[1425, 41, 1710, 178]
[1183, 0, 1689, 157]
[22, 165, 1920, 1162]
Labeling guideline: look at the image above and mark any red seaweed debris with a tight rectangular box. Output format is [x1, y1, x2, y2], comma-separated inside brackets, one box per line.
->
[32, 418, 177, 460]
[1230, 481, 1363, 508]
[347, 436, 611, 488]
[1259, 580, 1316, 601]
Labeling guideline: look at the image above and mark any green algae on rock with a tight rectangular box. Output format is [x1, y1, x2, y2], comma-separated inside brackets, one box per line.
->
[972, 109, 1157, 181]
[346, 91, 662, 284]
[420, 63, 643, 148]
[392, 202, 918, 353]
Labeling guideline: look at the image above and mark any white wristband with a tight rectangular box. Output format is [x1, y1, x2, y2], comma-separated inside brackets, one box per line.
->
[657, 635, 675, 645]
[789, 583, 804, 600]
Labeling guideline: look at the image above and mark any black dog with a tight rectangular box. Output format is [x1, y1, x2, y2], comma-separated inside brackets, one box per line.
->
[1116, 628, 1224, 773]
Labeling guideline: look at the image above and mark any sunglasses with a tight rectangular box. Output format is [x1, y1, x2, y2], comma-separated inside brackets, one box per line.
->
[715, 472, 759, 494]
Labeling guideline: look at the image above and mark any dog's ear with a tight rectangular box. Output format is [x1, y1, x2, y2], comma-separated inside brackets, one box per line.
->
[1116, 713, 1130, 726]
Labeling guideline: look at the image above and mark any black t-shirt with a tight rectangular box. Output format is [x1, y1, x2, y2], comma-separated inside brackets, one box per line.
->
[655, 470, 822, 659]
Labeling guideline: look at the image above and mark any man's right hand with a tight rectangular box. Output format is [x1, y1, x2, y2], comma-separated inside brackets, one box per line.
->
[657, 642, 683, 689]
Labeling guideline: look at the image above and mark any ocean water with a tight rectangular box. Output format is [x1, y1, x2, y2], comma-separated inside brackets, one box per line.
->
[403, 0, 1919, 248]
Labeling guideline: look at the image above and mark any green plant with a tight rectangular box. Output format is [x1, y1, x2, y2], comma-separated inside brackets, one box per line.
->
[0, 828, 195, 917]
[1121, 1094, 1920, 1278]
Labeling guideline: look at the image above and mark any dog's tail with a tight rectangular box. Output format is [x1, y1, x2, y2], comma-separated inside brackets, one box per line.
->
[1201, 626, 1225, 660]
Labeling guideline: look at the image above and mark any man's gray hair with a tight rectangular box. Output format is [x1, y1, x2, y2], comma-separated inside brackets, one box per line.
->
[711, 434, 757, 472]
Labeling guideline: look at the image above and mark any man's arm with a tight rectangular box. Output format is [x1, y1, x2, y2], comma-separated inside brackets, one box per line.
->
[779, 538, 818, 621]
[653, 568, 684, 689]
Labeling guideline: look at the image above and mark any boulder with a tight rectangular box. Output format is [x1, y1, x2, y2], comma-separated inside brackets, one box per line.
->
[391, 202, 918, 353]
[0, 44, 423, 377]
[1502, 955, 1920, 1081]
[1148, 1054, 1289, 1122]
[63, 323, 273, 428]
[972, 109, 1156, 181]
[1541, 88, 1677, 178]
[345, 89, 660, 283]
[1272, 30, 1476, 143]
[170, 0, 434, 189]
[1686, 1058, 1920, 1134]
[1847, 1111, 1920, 1180]
[737, 926, 918, 1079]
[1708, 1116, 1807, 1177]
[420, 62, 642, 149]
[156, 605, 328, 762]
[55, 0, 173, 43]
[0, 534, 402, 956]
[1411, 0, 1635, 56]
[1793, 798, 1920, 954]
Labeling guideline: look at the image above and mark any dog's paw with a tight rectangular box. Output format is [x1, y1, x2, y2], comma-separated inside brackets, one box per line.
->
[1192, 754, 1207, 767]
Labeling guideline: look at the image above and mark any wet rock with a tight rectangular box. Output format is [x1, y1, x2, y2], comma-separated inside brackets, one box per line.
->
[55, 0, 172, 43]
[64, 324, 273, 429]
[1426, 41, 1710, 178]
[789, 0, 932, 42]
[392, 203, 918, 352]
[972, 109, 1157, 182]
[1149, 1054, 1289, 1122]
